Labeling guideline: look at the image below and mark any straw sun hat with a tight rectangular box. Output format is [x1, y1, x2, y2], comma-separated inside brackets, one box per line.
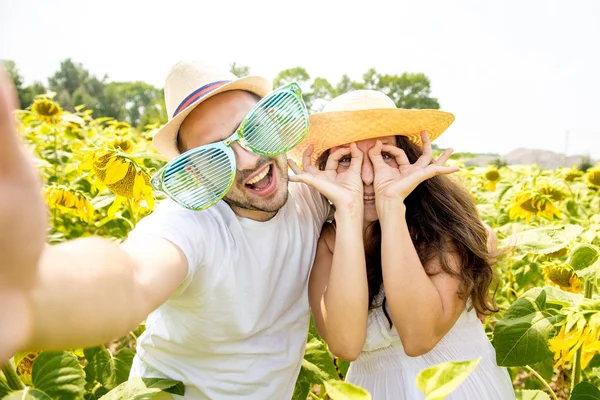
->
[290, 90, 455, 165]
[152, 60, 273, 160]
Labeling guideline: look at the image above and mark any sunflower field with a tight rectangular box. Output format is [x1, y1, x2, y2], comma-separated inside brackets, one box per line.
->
[1, 94, 600, 400]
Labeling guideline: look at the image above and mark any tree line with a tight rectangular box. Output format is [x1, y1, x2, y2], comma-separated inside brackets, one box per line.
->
[2, 59, 441, 130]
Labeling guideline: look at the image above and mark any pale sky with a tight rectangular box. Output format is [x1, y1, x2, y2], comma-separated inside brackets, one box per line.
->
[1, 0, 599, 158]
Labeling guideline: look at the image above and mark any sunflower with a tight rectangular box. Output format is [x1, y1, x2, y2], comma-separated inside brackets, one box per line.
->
[564, 169, 583, 182]
[546, 247, 569, 258]
[549, 318, 600, 369]
[80, 149, 154, 218]
[112, 138, 135, 154]
[16, 352, 38, 382]
[538, 184, 567, 202]
[483, 168, 501, 191]
[31, 97, 62, 124]
[44, 185, 94, 223]
[587, 168, 600, 187]
[543, 263, 581, 293]
[508, 188, 561, 223]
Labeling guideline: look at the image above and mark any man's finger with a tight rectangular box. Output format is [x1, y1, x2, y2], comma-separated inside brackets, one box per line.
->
[0, 69, 23, 172]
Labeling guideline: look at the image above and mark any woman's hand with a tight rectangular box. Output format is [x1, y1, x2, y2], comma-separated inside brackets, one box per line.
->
[288, 144, 364, 211]
[368, 131, 459, 211]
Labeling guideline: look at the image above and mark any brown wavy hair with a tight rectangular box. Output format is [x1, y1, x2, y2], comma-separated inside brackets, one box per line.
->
[317, 135, 499, 326]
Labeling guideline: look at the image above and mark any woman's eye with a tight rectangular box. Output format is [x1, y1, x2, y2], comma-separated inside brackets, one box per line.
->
[382, 153, 392, 161]
[339, 156, 351, 164]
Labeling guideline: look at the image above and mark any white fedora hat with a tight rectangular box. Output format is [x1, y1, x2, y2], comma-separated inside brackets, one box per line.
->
[152, 60, 273, 160]
[290, 90, 455, 165]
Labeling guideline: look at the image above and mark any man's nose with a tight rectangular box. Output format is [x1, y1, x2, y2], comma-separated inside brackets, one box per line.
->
[231, 142, 261, 171]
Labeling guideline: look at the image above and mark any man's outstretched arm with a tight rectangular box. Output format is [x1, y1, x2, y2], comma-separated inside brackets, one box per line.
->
[0, 69, 187, 360]
[27, 235, 188, 351]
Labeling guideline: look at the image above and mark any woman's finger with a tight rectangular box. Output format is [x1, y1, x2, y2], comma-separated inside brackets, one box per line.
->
[324, 146, 351, 171]
[287, 158, 303, 176]
[348, 143, 364, 173]
[368, 141, 388, 172]
[381, 144, 410, 166]
[415, 131, 433, 168]
[434, 147, 454, 166]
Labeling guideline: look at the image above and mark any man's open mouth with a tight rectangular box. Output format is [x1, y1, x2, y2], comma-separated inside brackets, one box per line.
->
[245, 164, 273, 191]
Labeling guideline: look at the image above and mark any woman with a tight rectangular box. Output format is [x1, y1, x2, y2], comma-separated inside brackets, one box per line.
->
[288, 90, 515, 399]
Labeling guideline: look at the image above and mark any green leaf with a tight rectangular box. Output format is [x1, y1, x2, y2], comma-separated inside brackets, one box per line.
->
[298, 334, 338, 385]
[532, 357, 554, 381]
[83, 345, 134, 391]
[84, 386, 109, 400]
[323, 380, 372, 400]
[83, 346, 111, 389]
[0, 378, 10, 398]
[108, 349, 134, 389]
[2, 388, 51, 399]
[291, 380, 311, 400]
[574, 257, 600, 288]
[140, 378, 184, 395]
[514, 389, 551, 399]
[99, 378, 184, 400]
[416, 358, 481, 400]
[568, 244, 599, 271]
[567, 200, 579, 217]
[336, 358, 351, 379]
[31, 351, 85, 400]
[493, 291, 561, 366]
[570, 382, 600, 400]
[501, 224, 584, 255]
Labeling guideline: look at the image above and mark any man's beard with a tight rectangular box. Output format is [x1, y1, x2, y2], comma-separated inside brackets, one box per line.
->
[222, 154, 289, 213]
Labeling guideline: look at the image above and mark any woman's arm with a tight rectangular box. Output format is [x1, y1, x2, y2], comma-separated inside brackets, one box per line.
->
[367, 132, 464, 356]
[379, 204, 465, 357]
[309, 215, 369, 361]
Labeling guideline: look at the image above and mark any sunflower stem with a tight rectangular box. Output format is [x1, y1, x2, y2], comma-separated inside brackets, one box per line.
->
[525, 365, 557, 400]
[308, 391, 321, 400]
[1, 360, 24, 390]
[127, 198, 137, 225]
[571, 280, 594, 391]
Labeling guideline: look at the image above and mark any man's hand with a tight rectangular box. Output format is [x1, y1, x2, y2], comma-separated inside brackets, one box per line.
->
[0, 69, 48, 361]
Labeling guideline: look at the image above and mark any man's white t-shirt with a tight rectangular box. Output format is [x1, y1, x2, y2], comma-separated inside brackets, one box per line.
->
[128, 182, 330, 399]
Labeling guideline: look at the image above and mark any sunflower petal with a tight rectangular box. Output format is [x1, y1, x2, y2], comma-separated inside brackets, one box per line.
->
[104, 160, 130, 185]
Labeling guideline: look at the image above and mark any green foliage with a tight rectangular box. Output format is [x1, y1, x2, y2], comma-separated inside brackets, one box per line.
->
[230, 62, 250, 77]
[514, 389, 551, 399]
[323, 380, 372, 400]
[2, 389, 51, 399]
[4, 59, 166, 128]
[97, 378, 185, 400]
[493, 290, 562, 366]
[415, 358, 481, 400]
[570, 381, 600, 399]
[4, 64, 600, 400]
[500, 224, 584, 255]
[31, 352, 85, 400]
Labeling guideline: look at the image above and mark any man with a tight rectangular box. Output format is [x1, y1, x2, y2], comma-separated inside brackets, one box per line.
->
[0, 60, 330, 399]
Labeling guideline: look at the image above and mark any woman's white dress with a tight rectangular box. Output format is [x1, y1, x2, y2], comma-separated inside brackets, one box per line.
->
[345, 292, 516, 400]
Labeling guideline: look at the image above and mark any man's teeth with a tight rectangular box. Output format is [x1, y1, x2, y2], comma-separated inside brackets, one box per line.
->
[247, 166, 270, 185]
[364, 195, 375, 200]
